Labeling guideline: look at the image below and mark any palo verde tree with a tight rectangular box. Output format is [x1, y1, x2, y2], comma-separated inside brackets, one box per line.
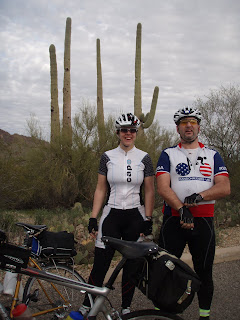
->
[194, 84, 240, 206]
[134, 23, 159, 132]
[195, 84, 240, 164]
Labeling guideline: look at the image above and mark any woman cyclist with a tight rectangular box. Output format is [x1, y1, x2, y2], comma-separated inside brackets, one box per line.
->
[80, 113, 155, 315]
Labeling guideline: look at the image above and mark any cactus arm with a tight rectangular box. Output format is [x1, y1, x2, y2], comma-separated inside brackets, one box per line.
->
[134, 23, 142, 118]
[143, 86, 159, 128]
[96, 38, 105, 147]
[49, 44, 60, 142]
[63, 17, 72, 145]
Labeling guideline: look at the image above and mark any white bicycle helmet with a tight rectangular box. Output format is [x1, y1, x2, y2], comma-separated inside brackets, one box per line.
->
[173, 107, 202, 124]
[115, 113, 140, 129]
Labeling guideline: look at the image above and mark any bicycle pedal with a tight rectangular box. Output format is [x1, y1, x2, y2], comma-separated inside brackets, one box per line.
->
[25, 289, 39, 304]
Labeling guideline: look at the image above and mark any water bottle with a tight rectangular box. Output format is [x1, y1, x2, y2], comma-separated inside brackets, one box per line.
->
[3, 272, 24, 299]
[66, 311, 84, 320]
[12, 303, 35, 320]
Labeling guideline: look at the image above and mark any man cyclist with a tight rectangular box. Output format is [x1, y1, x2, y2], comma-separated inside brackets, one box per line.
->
[156, 107, 230, 320]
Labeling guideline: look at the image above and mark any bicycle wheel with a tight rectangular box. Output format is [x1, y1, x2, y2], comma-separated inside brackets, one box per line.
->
[23, 263, 93, 319]
[122, 309, 184, 320]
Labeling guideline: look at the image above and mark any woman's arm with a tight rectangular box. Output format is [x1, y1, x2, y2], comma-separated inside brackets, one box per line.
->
[91, 174, 108, 218]
[144, 175, 155, 218]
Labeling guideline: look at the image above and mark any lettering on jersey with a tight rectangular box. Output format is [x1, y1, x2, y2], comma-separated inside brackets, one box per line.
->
[127, 160, 132, 182]
[156, 165, 164, 171]
[176, 163, 190, 176]
[219, 166, 227, 171]
[179, 177, 211, 182]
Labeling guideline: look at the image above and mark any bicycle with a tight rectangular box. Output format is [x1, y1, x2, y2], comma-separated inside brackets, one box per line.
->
[0, 223, 93, 319]
[1, 228, 184, 320]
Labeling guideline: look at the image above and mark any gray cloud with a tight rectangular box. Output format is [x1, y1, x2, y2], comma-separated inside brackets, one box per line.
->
[0, 0, 240, 137]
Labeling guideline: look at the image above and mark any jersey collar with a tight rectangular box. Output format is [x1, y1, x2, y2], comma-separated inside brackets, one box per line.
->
[178, 142, 204, 149]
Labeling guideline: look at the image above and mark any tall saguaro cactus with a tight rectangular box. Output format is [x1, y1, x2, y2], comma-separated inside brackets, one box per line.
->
[49, 44, 60, 143]
[96, 38, 105, 148]
[134, 23, 159, 130]
[62, 17, 72, 146]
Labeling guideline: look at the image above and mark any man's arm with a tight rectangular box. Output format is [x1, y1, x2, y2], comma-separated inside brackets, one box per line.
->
[199, 175, 231, 201]
[157, 173, 194, 229]
[156, 173, 183, 211]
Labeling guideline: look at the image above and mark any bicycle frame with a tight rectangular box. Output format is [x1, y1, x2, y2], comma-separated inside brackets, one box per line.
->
[9, 256, 77, 318]
[16, 257, 126, 319]
[1, 233, 160, 320]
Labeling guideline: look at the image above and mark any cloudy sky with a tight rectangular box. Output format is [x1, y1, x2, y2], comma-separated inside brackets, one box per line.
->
[1, 0, 240, 139]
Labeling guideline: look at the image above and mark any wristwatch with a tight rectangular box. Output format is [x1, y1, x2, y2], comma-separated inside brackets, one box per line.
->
[146, 216, 152, 221]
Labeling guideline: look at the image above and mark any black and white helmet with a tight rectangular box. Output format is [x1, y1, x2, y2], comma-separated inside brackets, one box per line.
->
[115, 113, 140, 129]
[173, 107, 202, 124]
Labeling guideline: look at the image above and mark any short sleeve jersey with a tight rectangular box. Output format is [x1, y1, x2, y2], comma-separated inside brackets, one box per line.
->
[156, 143, 229, 217]
[99, 146, 154, 209]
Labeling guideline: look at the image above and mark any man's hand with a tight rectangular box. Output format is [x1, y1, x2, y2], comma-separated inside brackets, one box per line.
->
[184, 193, 203, 206]
[88, 218, 98, 237]
[141, 220, 153, 236]
[178, 206, 194, 229]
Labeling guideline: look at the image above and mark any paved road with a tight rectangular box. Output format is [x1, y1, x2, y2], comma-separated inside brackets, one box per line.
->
[109, 259, 240, 320]
[1, 260, 239, 319]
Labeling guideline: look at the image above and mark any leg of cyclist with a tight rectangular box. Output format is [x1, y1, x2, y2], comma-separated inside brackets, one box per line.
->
[158, 215, 187, 258]
[188, 217, 215, 320]
[120, 208, 145, 313]
[81, 208, 121, 312]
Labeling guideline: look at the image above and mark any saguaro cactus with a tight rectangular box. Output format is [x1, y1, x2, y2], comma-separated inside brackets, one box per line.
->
[62, 17, 72, 146]
[96, 38, 105, 148]
[134, 23, 159, 130]
[49, 44, 60, 143]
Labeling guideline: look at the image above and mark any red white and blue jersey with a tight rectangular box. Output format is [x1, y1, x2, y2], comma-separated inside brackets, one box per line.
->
[99, 146, 154, 210]
[156, 143, 229, 217]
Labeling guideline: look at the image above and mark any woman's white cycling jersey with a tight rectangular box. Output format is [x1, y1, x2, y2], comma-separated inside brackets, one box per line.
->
[99, 146, 154, 210]
[156, 143, 229, 217]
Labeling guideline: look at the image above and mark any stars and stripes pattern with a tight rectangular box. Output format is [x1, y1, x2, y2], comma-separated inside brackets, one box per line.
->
[199, 163, 212, 176]
[176, 163, 190, 176]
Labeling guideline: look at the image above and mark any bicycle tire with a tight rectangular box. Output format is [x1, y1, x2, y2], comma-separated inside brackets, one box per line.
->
[122, 309, 184, 320]
[23, 263, 93, 319]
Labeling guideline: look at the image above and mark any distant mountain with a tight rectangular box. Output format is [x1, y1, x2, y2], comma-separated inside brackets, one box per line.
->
[0, 129, 35, 145]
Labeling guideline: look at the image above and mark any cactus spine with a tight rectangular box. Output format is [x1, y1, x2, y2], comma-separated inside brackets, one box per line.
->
[62, 17, 72, 146]
[96, 38, 105, 148]
[49, 44, 60, 143]
[134, 23, 159, 130]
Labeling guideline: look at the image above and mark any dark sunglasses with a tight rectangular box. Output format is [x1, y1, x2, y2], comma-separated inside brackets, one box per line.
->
[119, 128, 138, 133]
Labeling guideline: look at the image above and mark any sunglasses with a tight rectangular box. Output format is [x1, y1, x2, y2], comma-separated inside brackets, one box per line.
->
[179, 119, 198, 125]
[119, 128, 138, 133]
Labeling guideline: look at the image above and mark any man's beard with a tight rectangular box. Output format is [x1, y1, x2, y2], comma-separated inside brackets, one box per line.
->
[180, 133, 198, 144]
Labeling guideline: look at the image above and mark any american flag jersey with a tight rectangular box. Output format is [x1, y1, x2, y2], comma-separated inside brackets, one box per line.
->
[156, 143, 229, 217]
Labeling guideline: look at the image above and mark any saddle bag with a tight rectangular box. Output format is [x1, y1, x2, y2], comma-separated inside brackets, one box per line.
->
[0, 243, 31, 271]
[34, 230, 77, 257]
[132, 250, 201, 314]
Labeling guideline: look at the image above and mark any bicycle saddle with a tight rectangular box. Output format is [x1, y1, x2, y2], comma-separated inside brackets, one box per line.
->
[102, 236, 159, 259]
[16, 222, 48, 232]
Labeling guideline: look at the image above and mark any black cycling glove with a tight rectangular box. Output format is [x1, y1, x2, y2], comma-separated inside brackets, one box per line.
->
[141, 220, 153, 236]
[88, 218, 98, 233]
[178, 206, 194, 224]
[184, 193, 203, 204]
